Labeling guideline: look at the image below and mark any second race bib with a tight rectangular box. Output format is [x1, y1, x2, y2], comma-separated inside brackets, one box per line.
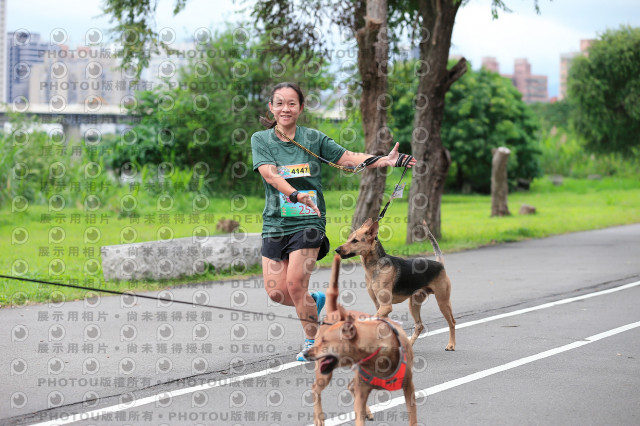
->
[279, 190, 317, 217]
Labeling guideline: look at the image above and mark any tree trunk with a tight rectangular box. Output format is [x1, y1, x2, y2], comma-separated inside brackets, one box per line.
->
[491, 147, 511, 216]
[407, 0, 466, 242]
[351, 0, 391, 230]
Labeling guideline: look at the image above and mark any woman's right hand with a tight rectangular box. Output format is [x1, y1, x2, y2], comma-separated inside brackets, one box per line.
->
[297, 192, 321, 217]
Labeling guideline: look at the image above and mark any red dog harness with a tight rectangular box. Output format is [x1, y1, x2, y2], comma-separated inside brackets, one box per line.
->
[355, 319, 407, 391]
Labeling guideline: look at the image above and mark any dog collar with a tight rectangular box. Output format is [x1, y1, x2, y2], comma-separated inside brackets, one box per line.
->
[355, 319, 407, 392]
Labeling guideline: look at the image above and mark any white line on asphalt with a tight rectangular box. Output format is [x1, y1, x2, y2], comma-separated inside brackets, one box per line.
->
[420, 280, 640, 338]
[319, 320, 640, 426]
[30, 280, 640, 426]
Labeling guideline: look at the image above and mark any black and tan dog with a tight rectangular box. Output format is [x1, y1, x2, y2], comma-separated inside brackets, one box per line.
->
[335, 218, 456, 350]
[303, 254, 417, 426]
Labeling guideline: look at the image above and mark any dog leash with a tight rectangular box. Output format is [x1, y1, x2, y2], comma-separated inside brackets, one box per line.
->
[0, 274, 322, 324]
[376, 164, 410, 221]
[274, 125, 382, 173]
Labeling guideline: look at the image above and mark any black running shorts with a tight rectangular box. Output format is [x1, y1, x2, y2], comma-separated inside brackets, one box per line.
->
[261, 228, 330, 261]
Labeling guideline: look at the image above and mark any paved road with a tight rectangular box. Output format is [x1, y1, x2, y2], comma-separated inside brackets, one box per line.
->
[2, 224, 639, 425]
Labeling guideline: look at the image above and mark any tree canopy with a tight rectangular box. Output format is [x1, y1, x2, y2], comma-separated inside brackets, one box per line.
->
[568, 25, 640, 156]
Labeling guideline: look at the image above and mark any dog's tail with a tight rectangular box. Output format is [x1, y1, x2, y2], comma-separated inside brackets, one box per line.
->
[422, 220, 445, 265]
[327, 254, 341, 313]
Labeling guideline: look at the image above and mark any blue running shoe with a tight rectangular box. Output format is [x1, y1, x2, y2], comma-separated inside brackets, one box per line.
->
[310, 291, 326, 319]
[296, 338, 314, 362]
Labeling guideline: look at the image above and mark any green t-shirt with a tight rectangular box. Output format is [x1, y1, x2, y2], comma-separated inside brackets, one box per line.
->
[251, 126, 347, 237]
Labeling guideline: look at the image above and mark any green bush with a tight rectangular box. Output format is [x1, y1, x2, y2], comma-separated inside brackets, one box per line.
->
[0, 115, 118, 209]
[536, 125, 639, 178]
[530, 100, 640, 178]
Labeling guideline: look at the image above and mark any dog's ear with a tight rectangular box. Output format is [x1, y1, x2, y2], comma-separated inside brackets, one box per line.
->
[365, 220, 379, 237]
[361, 217, 373, 228]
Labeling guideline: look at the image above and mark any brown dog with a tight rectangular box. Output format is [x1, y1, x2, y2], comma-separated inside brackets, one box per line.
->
[303, 255, 418, 426]
[335, 218, 456, 350]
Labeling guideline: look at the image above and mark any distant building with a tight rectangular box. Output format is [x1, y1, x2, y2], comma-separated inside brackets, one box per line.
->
[559, 53, 577, 100]
[8, 31, 164, 109]
[580, 39, 595, 53]
[511, 58, 548, 103]
[28, 45, 137, 108]
[6, 31, 58, 103]
[481, 56, 499, 73]
[482, 56, 548, 103]
[559, 39, 595, 100]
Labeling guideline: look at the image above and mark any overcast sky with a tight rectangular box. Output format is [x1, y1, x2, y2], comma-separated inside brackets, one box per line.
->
[8, 0, 640, 97]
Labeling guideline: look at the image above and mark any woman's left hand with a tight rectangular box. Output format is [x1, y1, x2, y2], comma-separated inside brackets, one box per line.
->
[385, 142, 417, 168]
[297, 192, 321, 217]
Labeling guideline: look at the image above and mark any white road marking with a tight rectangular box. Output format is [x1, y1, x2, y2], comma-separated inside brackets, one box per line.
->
[320, 320, 640, 426]
[420, 280, 640, 337]
[30, 280, 640, 426]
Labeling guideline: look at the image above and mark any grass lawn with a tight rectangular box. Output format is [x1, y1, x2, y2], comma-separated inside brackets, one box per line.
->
[1, 176, 639, 305]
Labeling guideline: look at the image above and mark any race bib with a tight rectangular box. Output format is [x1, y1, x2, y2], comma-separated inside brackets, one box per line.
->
[277, 163, 311, 179]
[280, 190, 317, 217]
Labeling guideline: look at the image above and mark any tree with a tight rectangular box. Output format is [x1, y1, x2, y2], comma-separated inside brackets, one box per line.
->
[351, 0, 393, 229]
[390, 62, 541, 194]
[568, 25, 640, 156]
[401, 0, 467, 241]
